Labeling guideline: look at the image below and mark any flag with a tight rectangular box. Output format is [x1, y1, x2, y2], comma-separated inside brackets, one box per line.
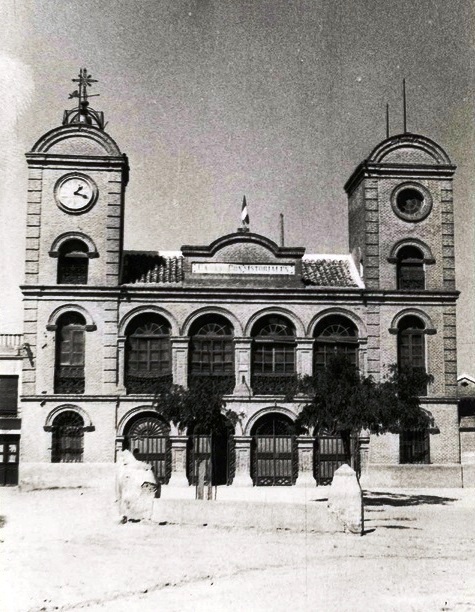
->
[241, 196, 249, 227]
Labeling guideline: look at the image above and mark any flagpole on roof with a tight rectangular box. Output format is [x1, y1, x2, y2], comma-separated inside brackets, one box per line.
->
[238, 195, 250, 233]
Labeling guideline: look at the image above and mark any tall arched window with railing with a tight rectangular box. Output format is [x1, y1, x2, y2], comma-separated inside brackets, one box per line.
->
[314, 315, 359, 372]
[125, 314, 172, 394]
[51, 411, 84, 462]
[251, 315, 296, 395]
[54, 313, 86, 394]
[57, 239, 89, 284]
[396, 245, 425, 290]
[397, 315, 427, 396]
[188, 314, 235, 394]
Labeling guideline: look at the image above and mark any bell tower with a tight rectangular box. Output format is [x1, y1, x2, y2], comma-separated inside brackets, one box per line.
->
[345, 133, 456, 291]
[24, 68, 129, 287]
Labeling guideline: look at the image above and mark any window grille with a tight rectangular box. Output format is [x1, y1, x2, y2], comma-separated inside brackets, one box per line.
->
[54, 313, 86, 394]
[400, 430, 430, 464]
[251, 316, 296, 395]
[125, 316, 172, 394]
[189, 316, 235, 393]
[397, 315, 427, 396]
[57, 239, 89, 284]
[51, 411, 84, 463]
[397, 246, 425, 290]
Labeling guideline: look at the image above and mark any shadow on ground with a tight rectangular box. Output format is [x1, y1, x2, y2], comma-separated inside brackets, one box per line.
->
[363, 492, 457, 507]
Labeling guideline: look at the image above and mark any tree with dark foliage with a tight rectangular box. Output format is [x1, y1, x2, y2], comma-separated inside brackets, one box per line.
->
[290, 355, 434, 455]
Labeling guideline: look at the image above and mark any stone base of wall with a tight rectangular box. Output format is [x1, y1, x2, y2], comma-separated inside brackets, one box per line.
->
[19, 462, 116, 491]
[462, 465, 475, 488]
[152, 498, 343, 533]
[360, 464, 462, 488]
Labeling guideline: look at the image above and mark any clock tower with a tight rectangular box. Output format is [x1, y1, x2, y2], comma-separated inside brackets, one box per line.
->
[24, 68, 129, 288]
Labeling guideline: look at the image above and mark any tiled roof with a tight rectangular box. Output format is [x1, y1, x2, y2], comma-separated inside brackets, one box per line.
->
[122, 253, 184, 284]
[122, 252, 360, 288]
[301, 258, 359, 287]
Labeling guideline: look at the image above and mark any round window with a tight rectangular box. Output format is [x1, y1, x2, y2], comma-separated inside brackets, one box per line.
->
[391, 183, 432, 222]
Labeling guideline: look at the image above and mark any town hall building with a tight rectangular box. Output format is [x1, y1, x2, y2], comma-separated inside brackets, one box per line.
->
[10, 70, 468, 489]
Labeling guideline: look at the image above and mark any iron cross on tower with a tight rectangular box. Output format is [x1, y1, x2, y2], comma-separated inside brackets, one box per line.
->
[63, 68, 105, 129]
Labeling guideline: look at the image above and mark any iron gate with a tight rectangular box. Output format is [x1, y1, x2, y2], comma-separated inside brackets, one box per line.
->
[125, 416, 171, 484]
[0, 435, 19, 486]
[314, 433, 357, 485]
[253, 435, 296, 486]
[188, 434, 234, 486]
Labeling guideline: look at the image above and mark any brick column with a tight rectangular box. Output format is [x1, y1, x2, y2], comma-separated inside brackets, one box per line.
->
[358, 432, 370, 473]
[168, 435, 189, 487]
[232, 436, 254, 486]
[171, 337, 189, 388]
[295, 436, 315, 487]
[233, 338, 252, 396]
[295, 338, 314, 377]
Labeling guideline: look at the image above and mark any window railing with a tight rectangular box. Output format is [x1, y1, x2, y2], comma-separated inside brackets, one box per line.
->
[188, 374, 236, 395]
[251, 373, 298, 396]
[54, 366, 85, 394]
[125, 373, 173, 395]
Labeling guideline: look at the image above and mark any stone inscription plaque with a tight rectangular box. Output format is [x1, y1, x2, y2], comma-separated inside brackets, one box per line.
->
[192, 262, 295, 275]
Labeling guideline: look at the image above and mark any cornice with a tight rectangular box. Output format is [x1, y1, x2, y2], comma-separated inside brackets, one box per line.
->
[344, 161, 456, 196]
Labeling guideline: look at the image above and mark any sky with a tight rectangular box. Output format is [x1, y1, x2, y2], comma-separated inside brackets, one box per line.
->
[1, 0, 474, 371]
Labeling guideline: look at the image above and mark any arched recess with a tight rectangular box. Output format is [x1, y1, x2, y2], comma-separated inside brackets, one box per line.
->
[46, 304, 96, 332]
[49, 232, 99, 258]
[181, 306, 243, 337]
[388, 239, 435, 264]
[307, 308, 367, 340]
[44, 404, 94, 431]
[30, 124, 122, 156]
[244, 406, 297, 436]
[245, 307, 305, 338]
[119, 306, 179, 337]
[367, 133, 452, 165]
[389, 309, 436, 335]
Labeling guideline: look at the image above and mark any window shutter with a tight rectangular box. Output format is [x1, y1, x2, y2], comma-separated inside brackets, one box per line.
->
[0, 376, 19, 414]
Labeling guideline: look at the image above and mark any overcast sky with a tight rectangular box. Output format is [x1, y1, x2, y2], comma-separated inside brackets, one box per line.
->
[1, 0, 474, 371]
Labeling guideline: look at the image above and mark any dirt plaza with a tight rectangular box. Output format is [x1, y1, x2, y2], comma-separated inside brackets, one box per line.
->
[1, 483, 475, 612]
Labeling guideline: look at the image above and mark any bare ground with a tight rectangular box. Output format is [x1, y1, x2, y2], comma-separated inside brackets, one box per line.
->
[1, 484, 474, 612]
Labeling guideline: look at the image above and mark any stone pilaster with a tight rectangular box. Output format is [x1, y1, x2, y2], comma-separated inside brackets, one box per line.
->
[233, 338, 252, 396]
[116, 336, 126, 393]
[168, 435, 189, 487]
[171, 337, 189, 388]
[295, 436, 315, 487]
[232, 436, 253, 486]
[295, 338, 314, 377]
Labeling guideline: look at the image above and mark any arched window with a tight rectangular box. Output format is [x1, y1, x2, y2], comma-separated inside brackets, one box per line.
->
[51, 411, 84, 463]
[251, 315, 296, 395]
[397, 315, 427, 396]
[396, 246, 425, 290]
[314, 315, 359, 372]
[189, 314, 235, 394]
[251, 413, 297, 486]
[57, 239, 89, 284]
[125, 314, 172, 394]
[54, 313, 86, 394]
[400, 429, 430, 464]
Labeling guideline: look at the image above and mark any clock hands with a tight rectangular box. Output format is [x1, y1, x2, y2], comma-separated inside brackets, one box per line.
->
[73, 184, 88, 199]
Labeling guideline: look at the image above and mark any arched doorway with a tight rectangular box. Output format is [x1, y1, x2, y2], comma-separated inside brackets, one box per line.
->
[251, 413, 297, 486]
[124, 413, 171, 484]
[187, 420, 235, 487]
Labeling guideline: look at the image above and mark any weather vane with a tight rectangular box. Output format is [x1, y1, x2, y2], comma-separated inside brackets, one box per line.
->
[63, 68, 105, 129]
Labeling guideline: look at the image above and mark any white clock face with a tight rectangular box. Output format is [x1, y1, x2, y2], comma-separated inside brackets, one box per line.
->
[55, 174, 98, 213]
